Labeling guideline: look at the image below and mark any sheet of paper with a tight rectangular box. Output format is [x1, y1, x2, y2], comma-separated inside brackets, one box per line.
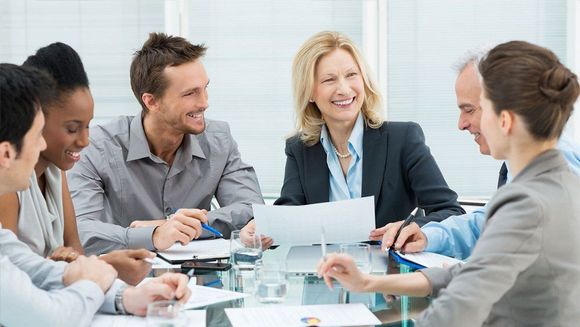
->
[396, 251, 465, 268]
[91, 310, 205, 327]
[253, 196, 375, 245]
[185, 278, 249, 309]
[225, 303, 381, 327]
[157, 238, 231, 263]
[151, 255, 182, 269]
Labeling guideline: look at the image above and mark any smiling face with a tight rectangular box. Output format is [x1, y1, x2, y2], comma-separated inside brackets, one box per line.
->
[312, 48, 365, 128]
[455, 64, 490, 155]
[40, 87, 94, 171]
[156, 59, 209, 135]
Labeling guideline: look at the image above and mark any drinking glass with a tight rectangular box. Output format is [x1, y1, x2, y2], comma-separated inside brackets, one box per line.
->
[340, 243, 372, 273]
[146, 300, 188, 327]
[254, 260, 288, 304]
[230, 230, 262, 270]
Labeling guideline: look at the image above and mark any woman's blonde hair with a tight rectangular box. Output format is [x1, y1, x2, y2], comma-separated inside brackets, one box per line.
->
[292, 31, 383, 146]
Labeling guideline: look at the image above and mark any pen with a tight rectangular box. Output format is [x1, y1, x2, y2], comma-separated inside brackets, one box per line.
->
[390, 207, 419, 251]
[202, 223, 224, 238]
[320, 225, 327, 261]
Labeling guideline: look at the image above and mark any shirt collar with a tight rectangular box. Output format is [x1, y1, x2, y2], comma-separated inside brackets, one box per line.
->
[127, 115, 206, 162]
[320, 113, 364, 157]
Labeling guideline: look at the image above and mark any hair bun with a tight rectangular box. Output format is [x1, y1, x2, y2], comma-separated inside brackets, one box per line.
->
[539, 66, 579, 105]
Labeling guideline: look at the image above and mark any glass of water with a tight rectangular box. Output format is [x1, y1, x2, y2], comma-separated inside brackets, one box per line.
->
[230, 230, 263, 270]
[146, 300, 188, 327]
[254, 260, 288, 304]
[339, 243, 372, 273]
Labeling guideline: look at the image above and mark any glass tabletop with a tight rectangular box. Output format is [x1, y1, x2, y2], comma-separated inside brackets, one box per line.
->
[153, 245, 429, 326]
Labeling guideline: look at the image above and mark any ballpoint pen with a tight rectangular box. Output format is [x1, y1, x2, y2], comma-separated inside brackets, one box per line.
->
[202, 223, 224, 238]
[390, 207, 419, 251]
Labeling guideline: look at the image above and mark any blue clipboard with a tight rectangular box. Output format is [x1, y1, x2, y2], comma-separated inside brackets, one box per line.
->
[388, 249, 425, 270]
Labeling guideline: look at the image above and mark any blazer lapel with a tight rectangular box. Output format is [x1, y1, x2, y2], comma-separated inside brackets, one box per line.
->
[362, 125, 388, 207]
[304, 142, 330, 203]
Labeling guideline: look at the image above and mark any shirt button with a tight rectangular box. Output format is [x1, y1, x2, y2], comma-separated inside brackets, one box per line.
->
[165, 207, 173, 214]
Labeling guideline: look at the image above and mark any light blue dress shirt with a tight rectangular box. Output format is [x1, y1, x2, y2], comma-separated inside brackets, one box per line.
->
[423, 133, 580, 259]
[320, 113, 364, 202]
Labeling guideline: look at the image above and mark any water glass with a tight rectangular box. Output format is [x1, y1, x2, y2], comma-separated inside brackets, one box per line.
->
[230, 230, 263, 270]
[254, 260, 288, 304]
[340, 243, 372, 273]
[146, 300, 188, 327]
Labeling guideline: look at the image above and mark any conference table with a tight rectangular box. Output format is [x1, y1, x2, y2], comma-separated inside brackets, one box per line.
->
[153, 244, 430, 326]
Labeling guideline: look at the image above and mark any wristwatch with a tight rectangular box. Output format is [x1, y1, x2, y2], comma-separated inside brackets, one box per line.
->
[114, 285, 128, 315]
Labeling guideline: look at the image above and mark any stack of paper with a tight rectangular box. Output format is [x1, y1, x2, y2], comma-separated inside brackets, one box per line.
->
[185, 284, 248, 309]
[91, 310, 205, 327]
[225, 303, 381, 327]
[157, 238, 231, 263]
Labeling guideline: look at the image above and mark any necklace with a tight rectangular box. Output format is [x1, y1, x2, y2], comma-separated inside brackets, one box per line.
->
[332, 144, 351, 159]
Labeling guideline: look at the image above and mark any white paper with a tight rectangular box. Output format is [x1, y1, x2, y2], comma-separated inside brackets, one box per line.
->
[91, 310, 205, 327]
[225, 303, 381, 327]
[185, 278, 249, 309]
[151, 256, 182, 269]
[253, 196, 375, 245]
[395, 251, 465, 268]
[157, 238, 231, 262]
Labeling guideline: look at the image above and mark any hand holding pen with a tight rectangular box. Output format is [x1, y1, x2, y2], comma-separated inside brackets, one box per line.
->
[152, 208, 209, 250]
[380, 208, 428, 253]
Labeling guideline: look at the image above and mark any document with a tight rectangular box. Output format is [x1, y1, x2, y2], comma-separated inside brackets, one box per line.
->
[157, 238, 231, 263]
[91, 310, 205, 327]
[225, 303, 381, 327]
[185, 278, 249, 309]
[391, 250, 465, 269]
[253, 196, 375, 245]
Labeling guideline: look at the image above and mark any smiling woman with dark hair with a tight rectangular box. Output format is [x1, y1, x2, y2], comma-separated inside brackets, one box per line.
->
[317, 41, 580, 326]
[0, 42, 154, 286]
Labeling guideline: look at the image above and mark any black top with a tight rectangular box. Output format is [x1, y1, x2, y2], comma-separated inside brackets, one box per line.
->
[274, 121, 465, 227]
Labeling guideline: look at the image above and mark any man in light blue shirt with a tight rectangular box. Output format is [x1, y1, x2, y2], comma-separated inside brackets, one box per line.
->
[380, 47, 580, 259]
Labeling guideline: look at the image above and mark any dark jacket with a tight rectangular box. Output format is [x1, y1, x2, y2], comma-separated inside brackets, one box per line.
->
[274, 121, 465, 227]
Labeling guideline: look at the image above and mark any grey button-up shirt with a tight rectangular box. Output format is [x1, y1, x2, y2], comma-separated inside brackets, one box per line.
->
[68, 115, 264, 254]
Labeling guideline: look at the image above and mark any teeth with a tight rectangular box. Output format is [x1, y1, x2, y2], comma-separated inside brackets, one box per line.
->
[332, 98, 354, 106]
[187, 113, 203, 118]
[65, 150, 80, 160]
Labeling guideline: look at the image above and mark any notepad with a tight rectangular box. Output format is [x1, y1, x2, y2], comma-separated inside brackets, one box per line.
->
[157, 238, 232, 263]
[390, 250, 464, 269]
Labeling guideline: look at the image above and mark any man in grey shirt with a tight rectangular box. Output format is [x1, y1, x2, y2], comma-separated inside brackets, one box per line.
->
[68, 33, 264, 254]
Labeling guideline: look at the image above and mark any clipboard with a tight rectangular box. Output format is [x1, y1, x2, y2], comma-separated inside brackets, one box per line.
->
[389, 250, 425, 270]
[156, 238, 231, 264]
[389, 249, 464, 269]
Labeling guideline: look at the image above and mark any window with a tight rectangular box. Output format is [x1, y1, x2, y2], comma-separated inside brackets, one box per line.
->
[385, 0, 569, 197]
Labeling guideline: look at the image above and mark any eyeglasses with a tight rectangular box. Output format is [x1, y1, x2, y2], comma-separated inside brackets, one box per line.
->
[459, 105, 481, 116]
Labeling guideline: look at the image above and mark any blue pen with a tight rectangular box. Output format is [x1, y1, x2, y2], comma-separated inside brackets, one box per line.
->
[202, 223, 223, 238]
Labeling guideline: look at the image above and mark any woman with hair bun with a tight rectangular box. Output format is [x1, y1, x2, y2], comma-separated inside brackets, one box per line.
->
[318, 40, 580, 326]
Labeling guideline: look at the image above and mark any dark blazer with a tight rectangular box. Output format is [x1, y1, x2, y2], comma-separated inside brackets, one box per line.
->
[274, 121, 465, 227]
